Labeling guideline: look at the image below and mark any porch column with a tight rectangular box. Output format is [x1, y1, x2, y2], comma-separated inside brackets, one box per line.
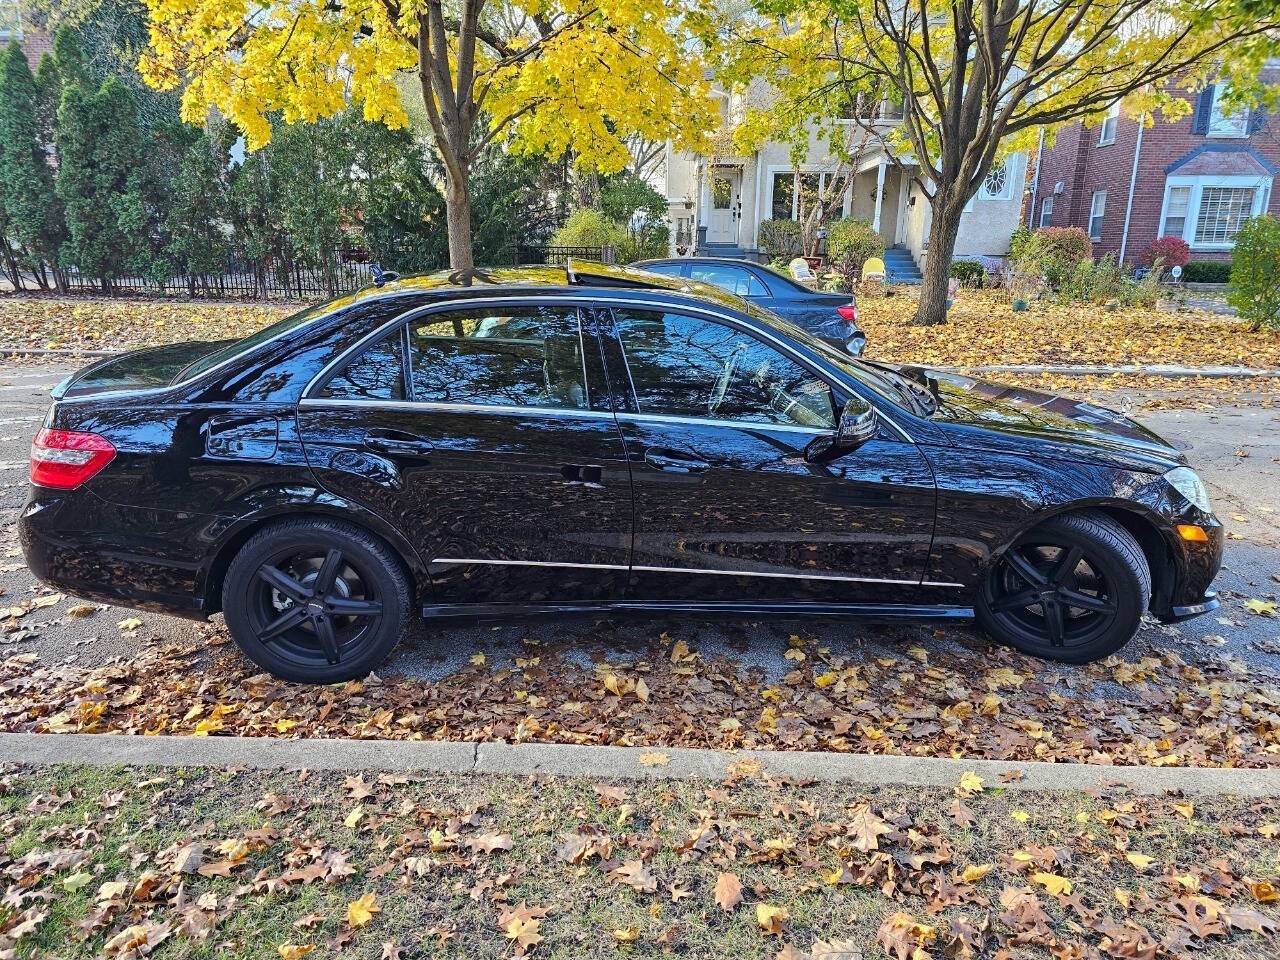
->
[871, 157, 887, 233]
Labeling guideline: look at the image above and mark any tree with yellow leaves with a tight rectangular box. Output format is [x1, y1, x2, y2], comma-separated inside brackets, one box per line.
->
[709, 0, 1279, 325]
[140, 0, 717, 271]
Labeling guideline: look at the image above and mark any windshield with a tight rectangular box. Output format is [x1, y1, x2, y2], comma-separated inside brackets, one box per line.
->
[175, 300, 342, 383]
[743, 303, 916, 411]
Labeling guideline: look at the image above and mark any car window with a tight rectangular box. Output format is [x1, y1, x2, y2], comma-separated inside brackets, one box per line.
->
[320, 329, 407, 400]
[612, 309, 835, 429]
[640, 262, 686, 278]
[407, 306, 587, 410]
[688, 264, 768, 298]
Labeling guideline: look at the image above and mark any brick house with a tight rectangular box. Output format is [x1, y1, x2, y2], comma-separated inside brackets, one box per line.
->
[1030, 64, 1279, 266]
[1, 1, 54, 70]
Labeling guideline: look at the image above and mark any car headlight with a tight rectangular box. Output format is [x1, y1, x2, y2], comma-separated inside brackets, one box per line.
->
[1164, 466, 1212, 513]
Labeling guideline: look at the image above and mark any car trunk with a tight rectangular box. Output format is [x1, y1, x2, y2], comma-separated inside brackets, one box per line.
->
[53, 340, 231, 399]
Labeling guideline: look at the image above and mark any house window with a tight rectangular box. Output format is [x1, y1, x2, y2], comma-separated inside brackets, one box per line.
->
[771, 172, 794, 220]
[1195, 187, 1257, 244]
[1098, 102, 1120, 146]
[1160, 186, 1191, 237]
[768, 170, 846, 221]
[0, 1, 22, 41]
[1208, 85, 1248, 138]
[982, 160, 1013, 200]
[1089, 191, 1106, 241]
[1039, 195, 1053, 227]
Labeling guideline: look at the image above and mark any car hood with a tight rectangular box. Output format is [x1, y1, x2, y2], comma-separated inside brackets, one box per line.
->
[909, 368, 1184, 470]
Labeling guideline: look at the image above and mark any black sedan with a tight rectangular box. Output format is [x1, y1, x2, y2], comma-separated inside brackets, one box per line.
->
[635, 256, 866, 355]
[21, 263, 1221, 684]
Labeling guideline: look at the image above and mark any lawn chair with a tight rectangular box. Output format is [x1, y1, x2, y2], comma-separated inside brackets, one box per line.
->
[862, 257, 886, 284]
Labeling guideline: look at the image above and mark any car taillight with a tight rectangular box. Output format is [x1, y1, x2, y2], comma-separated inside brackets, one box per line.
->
[30, 428, 115, 489]
[837, 304, 858, 323]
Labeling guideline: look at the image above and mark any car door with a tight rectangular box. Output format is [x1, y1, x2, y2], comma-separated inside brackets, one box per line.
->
[297, 301, 633, 606]
[595, 303, 936, 605]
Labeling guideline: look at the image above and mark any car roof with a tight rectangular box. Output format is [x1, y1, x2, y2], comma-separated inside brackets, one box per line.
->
[356, 261, 755, 314]
[636, 257, 765, 269]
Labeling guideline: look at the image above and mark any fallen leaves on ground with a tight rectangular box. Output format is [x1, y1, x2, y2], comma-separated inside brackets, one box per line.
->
[5, 620, 1279, 768]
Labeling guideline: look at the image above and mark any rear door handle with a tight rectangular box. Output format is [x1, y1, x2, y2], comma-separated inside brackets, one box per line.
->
[363, 430, 433, 457]
[644, 447, 709, 473]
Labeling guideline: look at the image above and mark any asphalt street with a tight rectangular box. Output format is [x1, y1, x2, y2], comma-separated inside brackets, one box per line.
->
[2, 360, 1277, 684]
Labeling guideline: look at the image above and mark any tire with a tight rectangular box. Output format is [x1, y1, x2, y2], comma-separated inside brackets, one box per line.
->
[222, 518, 411, 683]
[975, 510, 1151, 664]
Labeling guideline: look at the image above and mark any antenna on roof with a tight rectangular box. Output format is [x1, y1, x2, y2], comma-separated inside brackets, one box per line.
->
[565, 257, 578, 285]
[371, 264, 399, 287]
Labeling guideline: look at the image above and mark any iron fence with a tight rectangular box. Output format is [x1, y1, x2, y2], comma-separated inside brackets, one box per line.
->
[513, 244, 616, 266]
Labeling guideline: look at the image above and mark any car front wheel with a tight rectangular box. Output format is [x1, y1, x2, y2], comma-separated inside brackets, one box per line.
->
[976, 511, 1151, 664]
[222, 518, 410, 683]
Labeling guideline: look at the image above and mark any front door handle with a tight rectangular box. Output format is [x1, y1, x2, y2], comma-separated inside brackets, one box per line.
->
[363, 430, 433, 457]
[644, 447, 709, 474]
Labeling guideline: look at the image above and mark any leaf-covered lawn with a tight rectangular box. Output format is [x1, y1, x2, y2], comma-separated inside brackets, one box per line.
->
[3, 616, 1280, 767]
[0, 297, 289, 353]
[2, 292, 1279, 372]
[2, 762, 1277, 959]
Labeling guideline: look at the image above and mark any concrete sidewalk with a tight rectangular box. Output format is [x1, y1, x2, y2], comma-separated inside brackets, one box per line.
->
[4, 732, 1280, 796]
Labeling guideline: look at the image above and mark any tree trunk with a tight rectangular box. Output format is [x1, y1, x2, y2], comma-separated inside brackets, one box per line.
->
[913, 193, 965, 326]
[445, 167, 475, 273]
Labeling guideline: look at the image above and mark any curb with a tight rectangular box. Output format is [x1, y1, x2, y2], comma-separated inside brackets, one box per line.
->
[0, 347, 119, 358]
[934, 363, 1280, 379]
[4, 733, 1280, 796]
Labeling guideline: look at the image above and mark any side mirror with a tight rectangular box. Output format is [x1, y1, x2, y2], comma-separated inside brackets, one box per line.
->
[836, 397, 879, 449]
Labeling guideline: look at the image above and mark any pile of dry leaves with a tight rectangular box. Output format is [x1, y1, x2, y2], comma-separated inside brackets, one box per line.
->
[2, 623, 1278, 768]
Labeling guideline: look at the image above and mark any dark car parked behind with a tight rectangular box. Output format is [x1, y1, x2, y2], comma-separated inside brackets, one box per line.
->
[636, 257, 865, 355]
[21, 263, 1221, 684]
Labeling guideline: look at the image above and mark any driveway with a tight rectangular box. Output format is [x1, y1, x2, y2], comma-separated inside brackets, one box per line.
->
[2, 361, 1277, 683]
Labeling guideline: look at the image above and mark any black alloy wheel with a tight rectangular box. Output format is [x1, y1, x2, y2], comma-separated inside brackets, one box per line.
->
[976, 511, 1150, 663]
[223, 519, 410, 683]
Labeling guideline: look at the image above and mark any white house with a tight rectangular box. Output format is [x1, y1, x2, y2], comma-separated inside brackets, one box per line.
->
[664, 85, 1027, 277]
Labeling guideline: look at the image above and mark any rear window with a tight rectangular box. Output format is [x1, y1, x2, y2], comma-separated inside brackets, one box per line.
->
[176, 301, 340, 382]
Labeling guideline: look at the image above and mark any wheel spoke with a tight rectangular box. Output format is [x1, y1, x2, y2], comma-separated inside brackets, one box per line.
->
[1004, 548, 1047, 587]
[314, 549, 343, 595]
[989, 588, 1040, 613]
[1043, 599, 1066, 646]
[258, 605, 308, 641]
[326, 596, 382, 618]
[313, 614, 340, 664]
[1059, 587, 1117, 615]
[1050, 546, 1084, 585]
[257, 564, 309, 602]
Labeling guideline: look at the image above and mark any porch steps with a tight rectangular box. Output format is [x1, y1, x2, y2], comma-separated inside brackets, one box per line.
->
[700, 243, 749, 258]
[883, 245, 922, 284]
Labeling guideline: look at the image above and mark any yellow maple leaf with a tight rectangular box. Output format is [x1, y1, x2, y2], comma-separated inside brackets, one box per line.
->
[1032, 872, 1073, 896]
[346, 892, 379, 929]
[1011, 811, 1030, 823]
[278, 946, 315, 960]
[638, 751, 670, 767]
[756, 903, 788, 934]
[1125, 852, 1156, 871]
[1244, 598, 1277, 617]
[961, 863, 994, 883]
[613, 926, 639, 942]
[1172, 802, 1195, 819]
[957, 771, 984, 795]
[814, 671, 838, 688]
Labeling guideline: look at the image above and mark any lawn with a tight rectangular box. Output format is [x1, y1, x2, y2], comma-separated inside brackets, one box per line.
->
[2, 762, 1277, 958]
[2, 291, 1279, 372]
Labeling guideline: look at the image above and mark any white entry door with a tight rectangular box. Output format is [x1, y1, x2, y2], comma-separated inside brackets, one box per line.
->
[706, 170, 739, 244]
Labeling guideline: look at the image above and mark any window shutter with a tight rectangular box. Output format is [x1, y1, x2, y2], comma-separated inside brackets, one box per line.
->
[1248, 107, 1268, 135]
[1191, 87, 1214, 135]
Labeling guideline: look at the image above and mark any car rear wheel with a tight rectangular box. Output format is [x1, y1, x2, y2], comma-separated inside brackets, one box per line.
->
[222, 518, 410, 683]
[976, 511, 1150, 664]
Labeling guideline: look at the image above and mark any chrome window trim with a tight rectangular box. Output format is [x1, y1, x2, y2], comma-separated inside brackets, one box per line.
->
[298, 397, 614, 420]
[614, 410, 830, 436]
[299, 293, 914, 442]
[431, 556, 964, 588]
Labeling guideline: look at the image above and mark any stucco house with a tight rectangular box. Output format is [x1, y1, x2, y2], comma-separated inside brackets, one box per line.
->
[1030, 63, 1279, 266]
[663, 85, 1028, 279]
